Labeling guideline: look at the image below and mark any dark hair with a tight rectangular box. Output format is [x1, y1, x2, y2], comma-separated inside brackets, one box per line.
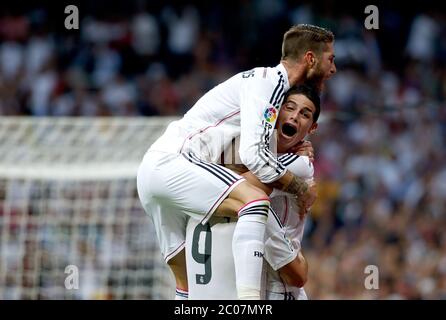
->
[283, 84, 321, 123]
[281, 24, 334, 61]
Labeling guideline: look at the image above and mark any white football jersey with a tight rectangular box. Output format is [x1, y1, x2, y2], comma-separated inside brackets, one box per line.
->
[265, 155, 313, 300]
[148, 64, 290, 183]
[186, 216, 238, 300]
[186, 156, 313, 300]
[265, 193, 309, 300]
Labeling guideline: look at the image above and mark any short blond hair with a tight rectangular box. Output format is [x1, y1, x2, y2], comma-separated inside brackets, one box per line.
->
[281, 24, 334, 60]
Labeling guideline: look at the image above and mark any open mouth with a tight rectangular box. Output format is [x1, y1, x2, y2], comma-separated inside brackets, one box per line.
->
[281, 123, 297, 137]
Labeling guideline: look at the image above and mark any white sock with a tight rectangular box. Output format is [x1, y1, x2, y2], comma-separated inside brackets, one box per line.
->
[232, 199, 269, 300]
[175, 287, 189, 300]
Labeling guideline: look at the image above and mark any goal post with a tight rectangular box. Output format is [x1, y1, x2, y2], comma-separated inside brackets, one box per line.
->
[0, 117, 178, 299]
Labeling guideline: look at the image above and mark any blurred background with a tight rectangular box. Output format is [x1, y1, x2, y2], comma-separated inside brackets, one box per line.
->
[0, 0, 445, 299]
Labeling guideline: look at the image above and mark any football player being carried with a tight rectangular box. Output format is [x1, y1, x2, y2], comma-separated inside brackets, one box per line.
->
[186, 84, 320, 300]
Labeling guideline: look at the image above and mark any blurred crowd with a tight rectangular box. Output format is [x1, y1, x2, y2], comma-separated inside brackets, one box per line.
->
[307, 95, 446, 299]
[0, 1, 445, 299]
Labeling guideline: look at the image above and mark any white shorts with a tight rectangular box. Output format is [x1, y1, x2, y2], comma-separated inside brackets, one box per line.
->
[137, 150, 245, 262]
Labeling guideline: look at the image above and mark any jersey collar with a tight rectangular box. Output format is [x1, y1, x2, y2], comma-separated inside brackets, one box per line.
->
[276, 63, 290, 91]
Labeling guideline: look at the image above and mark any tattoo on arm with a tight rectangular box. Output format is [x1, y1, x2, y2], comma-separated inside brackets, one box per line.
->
[282, 175, 308, 198]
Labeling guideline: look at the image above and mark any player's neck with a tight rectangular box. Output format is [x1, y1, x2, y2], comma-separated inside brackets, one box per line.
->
[280, 60, 306, 87]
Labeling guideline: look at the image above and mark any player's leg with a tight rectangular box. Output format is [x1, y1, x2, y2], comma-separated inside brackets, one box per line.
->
[213, 182, 267, 217]
[135, 188, 189, 299]
[215, 169, 273, 298]
[181, 152, 273, 298]
[138, 151, 270, 299]
[180, 154, 272, 299]
[213, 198, 244, 217]
[137, 154, 191, 299]
[212, 181, 270, 299]
[167, 198, 262, 300]
[167, 249, 189, 300]
[211, 171, 310, 298]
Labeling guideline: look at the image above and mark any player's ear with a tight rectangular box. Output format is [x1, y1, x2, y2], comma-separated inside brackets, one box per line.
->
[308, 123, 318, 134]
[304, 51, 316, 67]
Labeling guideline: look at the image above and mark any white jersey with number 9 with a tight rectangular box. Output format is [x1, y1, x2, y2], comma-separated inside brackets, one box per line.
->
[186, 156, 313, 300]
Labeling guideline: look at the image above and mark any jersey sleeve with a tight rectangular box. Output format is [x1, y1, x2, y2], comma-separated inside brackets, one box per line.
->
[264, 211, 298, 271]
[238, 71, 287, 184]
[271, 155, 314, 197]
[277, 154, 314, 180]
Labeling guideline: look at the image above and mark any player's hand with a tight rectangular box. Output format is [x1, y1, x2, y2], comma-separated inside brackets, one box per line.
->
[297, 180, 317, 218]
[282, 174, 316, 216]
[297, 250, 307, 265]
[288, 140, 314, 163]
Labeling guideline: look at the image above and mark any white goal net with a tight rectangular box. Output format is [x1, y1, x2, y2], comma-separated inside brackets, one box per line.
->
[0, 117, 178, 299]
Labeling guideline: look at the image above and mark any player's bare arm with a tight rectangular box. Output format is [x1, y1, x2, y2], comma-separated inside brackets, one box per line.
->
[278, 251, 308, 288]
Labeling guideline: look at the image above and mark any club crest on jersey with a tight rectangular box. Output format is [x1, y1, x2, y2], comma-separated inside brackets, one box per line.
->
[264, 107, 277, 123]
